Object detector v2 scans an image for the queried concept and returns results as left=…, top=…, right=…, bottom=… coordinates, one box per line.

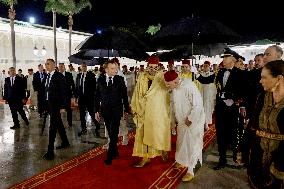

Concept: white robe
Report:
left=172, top=79, right=205, bottom=175
left=199, top=72, right=216, bottom=125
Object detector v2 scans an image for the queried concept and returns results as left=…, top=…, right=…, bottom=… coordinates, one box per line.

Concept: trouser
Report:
left=78, top=98, right=100, bottom=131
left=8, top=100, right=28, bottom=126
left=37, top=91, right=45, bottom=115
left=66, top=98, right=72, bottom=126
left=104, top=112, right=121, bottom=160
left=47, top=109, right=69, bottom=152
left=215, top=99, right=239, bottom=163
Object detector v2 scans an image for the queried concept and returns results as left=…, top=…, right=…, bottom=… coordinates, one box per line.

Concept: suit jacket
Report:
left=46, top=71, right=67, bottom=112
left=62, top=71, right=75, bottom=99
left=95, top=75, right=129, bottom=118
left=75, top=71, right=96, bottom=102
left=3, top=75, right=26, bottom=102
left=33, top=71, right=47, bottom=92
left=215, top=67, right=247, bottom=106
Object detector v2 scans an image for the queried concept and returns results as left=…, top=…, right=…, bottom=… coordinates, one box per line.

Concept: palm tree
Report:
left=0, top=0, right=17, bottom=68
left=57, top=0, right=92, bottom=56
left=45, top=0, right=65, bottom=65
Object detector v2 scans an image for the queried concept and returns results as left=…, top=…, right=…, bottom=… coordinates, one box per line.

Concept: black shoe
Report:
left=42, top=152, right=55, bottom=160
left=213, top=162, right=226, bottom=170
left=78, top=129, right=87, bottom=136
left=10, top=125, right=20, bottom=129
left=56, top=143, right=70, bottom=150
left=104, top=159, right=112, bottom=165
left=25, top=120, right=29, bottom=126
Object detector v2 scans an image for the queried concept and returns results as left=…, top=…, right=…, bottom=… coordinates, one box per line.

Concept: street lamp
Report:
left=29, top=16, right=35, bottom=24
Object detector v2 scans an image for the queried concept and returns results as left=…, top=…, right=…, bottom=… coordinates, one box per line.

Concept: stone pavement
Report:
left=0, top=103, right=250, bottom=189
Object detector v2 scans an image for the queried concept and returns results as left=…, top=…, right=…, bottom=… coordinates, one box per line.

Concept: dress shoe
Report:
left=134, top=158, right=150, bottom=168
left=104, top=159, right=112, bottom=165
left=78, top=129, right=87, bottom=136
left=182, top=173, right=194, bottom=182
left=174, top=162, right=186, bottom=169
left=213, top=162, right=226, bottom=170
left=10, top=125, right=20, bottom=129
left=56, top=143, right=70, bottom=150
left=42, top=152, right=55, bottom=160
left=25, top=120, right=29, bottom=126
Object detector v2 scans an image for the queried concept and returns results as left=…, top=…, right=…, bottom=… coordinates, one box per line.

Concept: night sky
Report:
left=0, top=0, right=284, bottom=42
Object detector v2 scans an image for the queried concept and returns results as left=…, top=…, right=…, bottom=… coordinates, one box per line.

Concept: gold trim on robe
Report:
left=131, top=71, right=171, bottom=158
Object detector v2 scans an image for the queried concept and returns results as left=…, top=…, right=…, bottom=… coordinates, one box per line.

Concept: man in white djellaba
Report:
left=196, top=61, right=217, bottom=130
left=164, top=70, right=205, bottom=182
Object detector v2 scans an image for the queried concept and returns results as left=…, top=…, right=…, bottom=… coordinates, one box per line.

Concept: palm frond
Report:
left=0, top=0, right=17, bottom=6
left=74, top=0, right=92, bottom=14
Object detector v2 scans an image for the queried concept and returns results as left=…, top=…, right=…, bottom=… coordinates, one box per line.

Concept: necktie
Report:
left=11, top=76, right=14, bottom=86
left=45, top=74, right=50, bottom=100
left=108, top=76, right=113, bottom=86
left=80, top=73, right=85, bottom=94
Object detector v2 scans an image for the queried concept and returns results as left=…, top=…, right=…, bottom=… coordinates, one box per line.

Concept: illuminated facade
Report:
left=0, top=17, right=91, bottom=72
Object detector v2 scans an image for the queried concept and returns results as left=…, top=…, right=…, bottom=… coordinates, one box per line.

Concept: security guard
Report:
left=214, top=48, right=247, bottom=170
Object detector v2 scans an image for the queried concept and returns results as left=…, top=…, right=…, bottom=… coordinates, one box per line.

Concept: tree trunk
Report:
left=8, top=7, right=16, bottom=68
left=53, top=10, right=57, bottom=65
left=68, top=14, right=73, bottom=57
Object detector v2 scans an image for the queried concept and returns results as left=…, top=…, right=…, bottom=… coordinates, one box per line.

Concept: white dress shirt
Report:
left=45, top=70, right=55, bottom=100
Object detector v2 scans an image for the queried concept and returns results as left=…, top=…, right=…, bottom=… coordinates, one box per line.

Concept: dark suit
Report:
left=95, top=74, right=129, bottom=163
left=215, top=67, right=247, bottom=164
left=33, top=71, right=47, bottom=116
left=62, top=71, right=75, bottom=127
left=45, top=71, right=69, bottom=153
left=3, top=75, right=28, bottom=127
left=75, top=71, right=100, bottom=133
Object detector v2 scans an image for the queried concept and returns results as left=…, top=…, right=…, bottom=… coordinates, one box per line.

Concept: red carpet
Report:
left=9, top=125, right=216, bottom=189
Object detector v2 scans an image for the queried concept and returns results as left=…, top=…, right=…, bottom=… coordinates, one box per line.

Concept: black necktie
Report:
left=45, top=74, right=50, bottom=100
left=108, top=77, right=113, bottom=86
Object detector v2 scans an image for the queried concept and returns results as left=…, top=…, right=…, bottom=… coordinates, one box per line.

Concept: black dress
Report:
left=248, top=92, right=284, bottom=189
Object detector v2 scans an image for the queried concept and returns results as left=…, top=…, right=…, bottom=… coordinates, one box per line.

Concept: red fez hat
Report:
left=204, top=61, right=211, bottom=65
left=168, top=60, right=174, bottom=65
left=147, top=56, right=159, bottom=64
left=164, top=70, right=178, bottom=82
left=181, top=59, right=191, bottom=65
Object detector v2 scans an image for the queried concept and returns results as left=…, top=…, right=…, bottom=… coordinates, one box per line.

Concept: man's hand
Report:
left=239, top=107, right=246, bottom=118
left=60, top=109, right=66, bottom=113
left=185, top=118, right=192, bottom=127
left=95, top=112, right=100, bottom=122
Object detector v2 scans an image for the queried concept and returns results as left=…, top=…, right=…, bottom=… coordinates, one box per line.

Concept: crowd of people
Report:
left=0, top=45, right=283, bottom=187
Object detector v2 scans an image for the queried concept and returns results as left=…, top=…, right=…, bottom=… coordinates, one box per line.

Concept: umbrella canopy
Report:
left=153, top=17, right=240, bottom=49
left=156, top=43, right=227, bottom=61
left=76, top=27, right=151, bottom=60
left=68, top=50, right=108, bottom=66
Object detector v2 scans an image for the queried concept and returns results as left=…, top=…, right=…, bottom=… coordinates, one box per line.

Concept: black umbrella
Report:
left=68, top=50, right=108, bottom=66
left=76, top=27, right=151, bottom=60
left=156, top=43, right=227, bottom=62
left=153, top=16, right=240, bottom=49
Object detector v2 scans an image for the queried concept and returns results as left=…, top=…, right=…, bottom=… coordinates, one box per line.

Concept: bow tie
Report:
left=225, top=69, right=232, bottom=72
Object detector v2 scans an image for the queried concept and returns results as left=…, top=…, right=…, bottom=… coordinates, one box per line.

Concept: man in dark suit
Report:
left=95, top=59, right=129, bottom=165
left=3, top=67, right=29, bottom=129
left=214, top=48, right=247, bottom=170
left=75, top=62, right=100, bottom=137
left=58, top=63, right=75, bottom=127
left=42, top=59, right=70, bottom=160
left=33, top=64, right=47, bottom=117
